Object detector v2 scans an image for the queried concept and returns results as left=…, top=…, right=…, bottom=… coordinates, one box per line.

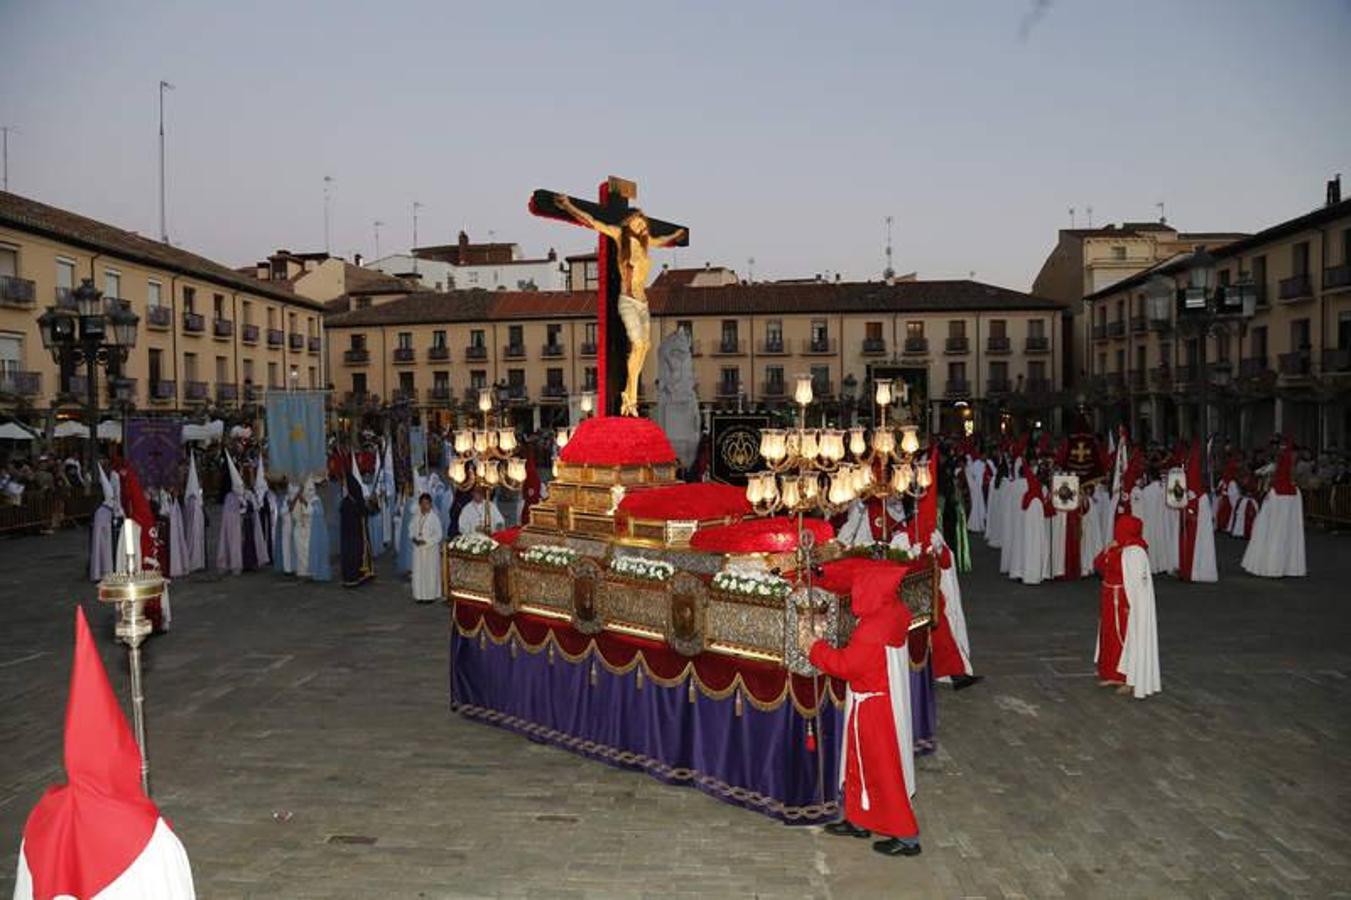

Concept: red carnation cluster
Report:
left=690, top=516, right=835, bottom=554
left=618, top=483, right=751, bottom=522
left=558, top=417, right=677, bottom=466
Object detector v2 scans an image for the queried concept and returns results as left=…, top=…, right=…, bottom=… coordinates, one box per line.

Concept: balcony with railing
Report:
left=713, top=338, right=746, bottom=356
left=215, top=383, right=238, bottom=403
left=1325, top=264, right=1351, bottom=292
left=1278, top=350, right=1312, bottom=378
left=986, top=336, right=1010, bottom=354
left=1104, top=372, right=1125, bottom=393
left=345, top=390, right=373, bottom=406
left=811, top=378, right=835, bottom=398
left=1173, top=365, right=1200, bottom=390
left=464, top=386, right=483, bottom=402
left=465, top=344, right=489, bottom=361
left=761, top=380, right=786, bottom=398
left=541, top=383, right=569, bottom=402
left=944, top=337, right=969, bottom=354
left=802, top=337, right=836, bottom=356
left=1149, top=366, right=1172, bottom=390
left=541, top=342, right=566, bottom=359
left=0, top=276, right=36, bottom=307
left=1207, top=361, right=1233, bottom=385
left=212, top=318, right=233, bottom=339
left=715, top=380, right=742, bottom=399
left=505, top=384, right=528, bottom=403
left=1130, top=317, right=1148, bottom=335
left=1106, top=321, right=1126, bottom=338
left=182, top=312, right=205, bottom=334
left=140, top=305, right=171, bottom=330
left=55, top=287, right=76, bottom=309
left=343, top=348, right=370, bottom=365
left=241, top=323, right=259, bottom=344
left=308, top=336, right=321, bottom=353
left=1026, top=335, right=1051, bottom=353
left=1322, top=348, right=1351, bottom=374
left=1238, top=357, right=1269, bottom=379
left=903, top=336, right=928, bottom=354
left=62, top=375, right=88, bottom=396
left=289, top=332, right=304, bottom=350
left=243, top=383, right=262, bottom=403
left=945, top=379, right=970, bottom=398
left=427, top=345, right=450, bottom=361
left=1278, top=274, right=1313, bottom=302
left=579, top=342, right=598, bottom=357
left=860, top=338, right=886, bottom=356
left=267, top=328, right=284, bottom=347
left=427, top=384, right=453, bottom=404
left=0, top=370, right=41, bottom=397
left=759, top=338, right=788, bottom=355
left=150, top=380, right=175, bottom=402
left=392, top=347, right=416, bottom=364
left=1148, top=316, right=1172, bottom=334
left=986, top=377, right=1011, bottom=394
left=503, top=343, right=527, bottom=360
left=1026, top=377, right=1053, bottom=396
left=390, top=387, right=417, bottom=404
left=1127, top=370, right=1146, bottom=392
left=1091, top=323, right=1107, bottom=341
left=184, top=380, right=208, bottom=401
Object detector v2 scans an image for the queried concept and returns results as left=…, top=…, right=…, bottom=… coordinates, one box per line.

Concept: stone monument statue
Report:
left=654, top=328, right=701, bottom=470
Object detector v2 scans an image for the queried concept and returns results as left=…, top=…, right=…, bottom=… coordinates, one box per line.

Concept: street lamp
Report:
left=38, top=279, right=138, bottom=486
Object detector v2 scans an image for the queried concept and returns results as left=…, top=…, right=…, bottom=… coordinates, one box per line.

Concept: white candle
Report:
left=124, top=524, right=135, bottom=559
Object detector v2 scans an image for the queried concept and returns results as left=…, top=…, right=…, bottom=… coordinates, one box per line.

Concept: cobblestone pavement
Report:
left=1, top=523, right=1348, bottom=899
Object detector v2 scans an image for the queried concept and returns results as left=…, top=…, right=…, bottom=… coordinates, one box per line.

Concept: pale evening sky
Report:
left=2, top=0, right=1349, bottom=291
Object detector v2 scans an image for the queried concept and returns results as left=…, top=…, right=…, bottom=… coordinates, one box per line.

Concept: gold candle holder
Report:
left=97, top=569, right=163, bottom=795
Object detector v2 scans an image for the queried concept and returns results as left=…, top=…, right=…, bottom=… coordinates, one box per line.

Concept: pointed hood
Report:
left=1273, top=438, right=1296, bottom=495
left=1114, top=513, right=1148, bottom=550
left=1186, top=440, right=1203, bottom=505
left=20, top=607, right=159, bottom=899
left=185, top=450, right=203, bottom=501
left=116, top=465, right=157, bottom=566
left=224, top=451, right=245, bottom=497
left=253, top=455, right=268, bottom=503
left=850, top=566, right=906, bottom=620
left=97, top=464, right=117, bottom=510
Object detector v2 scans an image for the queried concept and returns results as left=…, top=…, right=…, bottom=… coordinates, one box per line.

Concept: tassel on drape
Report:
left=688, top=678, right=697, bottom=703
left=636, top=668, right=644, bottom=690
left=589, top=660, right=598, bottom=686
left=734, top=688, right=743, bottom=718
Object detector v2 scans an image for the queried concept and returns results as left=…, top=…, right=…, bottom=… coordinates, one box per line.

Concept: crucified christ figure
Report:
left=554, top=193, right=687, bottom=416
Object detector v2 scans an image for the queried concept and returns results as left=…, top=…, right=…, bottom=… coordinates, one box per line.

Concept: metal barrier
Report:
left=1304, top=485, right=1351, bottom=530
left=0, top=492, right=101, bottom=534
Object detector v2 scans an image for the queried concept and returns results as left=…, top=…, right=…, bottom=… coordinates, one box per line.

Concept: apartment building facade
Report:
left=1081, top=188, right=1351, bottom=449
left=0, top=191, right=325, bottom=423
left=325, top=279, right=1067, bottom=436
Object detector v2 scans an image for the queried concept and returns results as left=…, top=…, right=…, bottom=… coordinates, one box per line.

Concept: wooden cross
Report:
left=529, top=177, right=689, bottom=416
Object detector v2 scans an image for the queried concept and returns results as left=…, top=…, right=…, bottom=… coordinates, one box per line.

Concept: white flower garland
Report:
left=610, top=556, right=675, bottom=582
left=446, top=532, right=498, bottom=556
left=712, top=570, right=791, bottom=599
left=522, top=543, right=578, bottom=569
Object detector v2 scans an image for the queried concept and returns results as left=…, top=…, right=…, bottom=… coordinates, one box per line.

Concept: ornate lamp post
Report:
left=37, top=279, right=138, bottom=486
left=448, top=387, right=526, bottom=532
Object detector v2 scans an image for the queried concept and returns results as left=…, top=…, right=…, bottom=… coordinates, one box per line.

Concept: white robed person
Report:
left=13, top=607, right=195, bottom=899
left=457, top=486, right=505, bottom=536
left=215, top=453, right=268, bottom=575
left=1241, top=440, right=1306, bottom=578
left=182, top=451, right=207, bottom=573
left=276, top=481, right=302, bottom=574
left=88, top=464, right=123, bottom=582
left=963, top=455, right=988, bottom=533
left=1015, top=468, right=1051, bottom=585
left=158, top=487, right=190, bottom=579
left=292, top=476, right=332, bottom=582
left=409, top=491, right=445, bottom=602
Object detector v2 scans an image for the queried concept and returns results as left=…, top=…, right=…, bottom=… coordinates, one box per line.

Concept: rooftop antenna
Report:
left=322, top=176, right=335, bottom=254
left=0, top=125, right=17, bottom=192
left=747, top=256, right=755, bottom=283
left=372, top=220, right=385, bottom=259
left=1068, top=206, right=1076, bottom=228
left=883, top=215, right=896, bottom=280
left=1086, top=205, right=1094, bottom=228
left=1155, top=201, right=1166, bottom=224
left=158, top=80, right=175, bottom=243
left=412, top=201, right=424, bottom=274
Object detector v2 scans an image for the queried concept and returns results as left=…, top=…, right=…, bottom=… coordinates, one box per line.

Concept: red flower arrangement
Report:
left=558, top=417, right=676, bottom=467
left=491, top=526, right=522, bottom=546
left=618, top=483, right=752, bottom=522
left=689, top=516, right=835, bottom=554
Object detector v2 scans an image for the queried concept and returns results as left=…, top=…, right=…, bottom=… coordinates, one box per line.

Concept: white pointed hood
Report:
left=253, top=456, right=268, bottom=503
left=97, top=464, right=118, bottom=510
left=185, top=451, right=203, bottom=502
left=225, top=452, right=245, bottom=497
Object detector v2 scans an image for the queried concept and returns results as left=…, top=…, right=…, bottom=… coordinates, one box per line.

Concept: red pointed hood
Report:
left=850, top=566, right=906, bottom=620
left=1186, top=440, right=1203, bottom=505
left=1114, top=513, right=1148, bottom=550
left=1273, top=438, right=1296, bottom=495
left=114, top=464, right=157, bottom=565
left=20, top=608, right=160, bottom=900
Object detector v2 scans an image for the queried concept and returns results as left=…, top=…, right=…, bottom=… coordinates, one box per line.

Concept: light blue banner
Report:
left=265, top=391, right=327, bottom=480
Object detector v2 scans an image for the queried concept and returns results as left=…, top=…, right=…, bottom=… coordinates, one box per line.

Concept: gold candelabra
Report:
left=553, top=390, right=597, bottom=451
left=449, top=388, right=526, bottom=530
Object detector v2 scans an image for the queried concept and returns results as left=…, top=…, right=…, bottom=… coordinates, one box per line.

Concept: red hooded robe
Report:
left=1093, top=515, right=1148, bottom=683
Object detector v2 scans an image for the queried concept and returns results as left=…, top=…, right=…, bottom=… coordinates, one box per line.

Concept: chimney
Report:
left=547, top=247, right=557, bottom=261
left=353, top=252, right=363, bottom=267
left=1328, top=174, right=1342, bottom=207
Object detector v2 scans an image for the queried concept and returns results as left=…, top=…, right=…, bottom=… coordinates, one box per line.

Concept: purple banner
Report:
left=127, top=417, right=183, bottom=493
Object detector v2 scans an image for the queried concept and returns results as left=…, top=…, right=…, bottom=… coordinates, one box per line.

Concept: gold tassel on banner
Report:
left=688, top=678, right=697, bottom=704
left=479, top=631, right=486, bottom=651
left=510, top=638, right=517, bottom=659
left=548, top=643, right=555, bottom=666
left=636, top=668, right=644, bottom=690
left=734, top=688, right=743, bottom=718
left=590, top=661, right=598, bottom=687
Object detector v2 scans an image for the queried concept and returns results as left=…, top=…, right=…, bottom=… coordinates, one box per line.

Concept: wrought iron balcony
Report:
left=392, top=347, right=416, bottom=364
left=903, top=337, right=928, bottom=354
left=986, top=377, right=1011, bottom=394
left=427, top=345, right=450, bottom=361
left=539, top=343, right=564, bottom=358
left=1148, top=317, right=1172, bottom=334
left=713, top=338, right=746, bottom=356
left=1322, top=348, right=1351, bottom=374
left=1278, top=274, right=1313, bottom=301
left=761, top=381, right=786, bottom=398
left=0, top=370, right=40, bottom=396
left=802, top=338, right=836, bottom=355
left=1091, top=324, right=1107, bottom=340
left=241, top=323, right=259, bottom=343
left=1207, top=361, right=1233, bottom=385
left=308, top=336, right=321, bottom=353
left=216, top=383, right=238, bottom=402
left=1026, top=336, right=1050, bottom=353
left=243, top=384, right=261, bottom=403
left=427, top=385, right=453, bottom=403
left=579, top=342, right=598, bottom=357
left=185, top=380, right=208, bottom=401
left=945, top=378, right=971, bottom=397
left=541, top=383, right=569, bottom=401
left=145, top=306, right=172, bottom=329
left=944, top=337, right=969, bottom=354
left=1106, top=321, right=1125, bottom=338
left=0, top=276, right=36, bottom=307
left=759, top=338, right=788, bottom=355
left=1324, top=264, right=1351, bottom=292
left=343, top=348, right=370, bottom=365
left=465, top=345, right=488, bottom=361
left=267, top=328, right=284, bottom=347
left=860, top=338, right=886, bottom=356
left=811, top=378, right=835, bottom=398
left=1130, top=317, right=1148, bottom=334
left=1278, top=350, right=1312, bottom=377
left=289, top=332, right=304, bottom=350
left=1026, top=378, right=1053, bottom=396
left=55, top=287, right=76, bottom=309
left=715, top=382, right=742, bottom=399
left=1173, top=365, right=1200, bottom=389
left=182, top=312, right=205, bottom=333
left=390, top=388, right=417, bottom=404
left=1238, top=357, right=1269, bottom=378
left=506, top=384, right=528, bottom=403
left=1127, top=370, right=1145, bottom=391
left=503, top=344, right=527, bottom=359
left=213, top=318, right=233, bottom=338
left=986, top=336, right=1010, bottom=353
left=1149, top=366, right=1172, bottom=390
left=151, top=379, right=175, bottom=401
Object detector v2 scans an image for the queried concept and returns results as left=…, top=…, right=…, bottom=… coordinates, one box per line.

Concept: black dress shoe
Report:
left=952, top=674, right=984, bottom=691
left=823, top=820, right=871, bottom=838
left=872, top=838, right=922, bottom=857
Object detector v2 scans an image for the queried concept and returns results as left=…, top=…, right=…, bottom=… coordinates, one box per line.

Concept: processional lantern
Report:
left=449, top=387, right=526, bottom=497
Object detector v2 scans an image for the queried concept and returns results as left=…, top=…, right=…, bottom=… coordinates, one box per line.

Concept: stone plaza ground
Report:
left=1, top=523, right=1349, bottom=899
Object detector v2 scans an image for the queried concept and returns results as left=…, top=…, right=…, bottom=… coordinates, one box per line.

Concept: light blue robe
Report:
left=307, top=495, right=332, bottom=582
